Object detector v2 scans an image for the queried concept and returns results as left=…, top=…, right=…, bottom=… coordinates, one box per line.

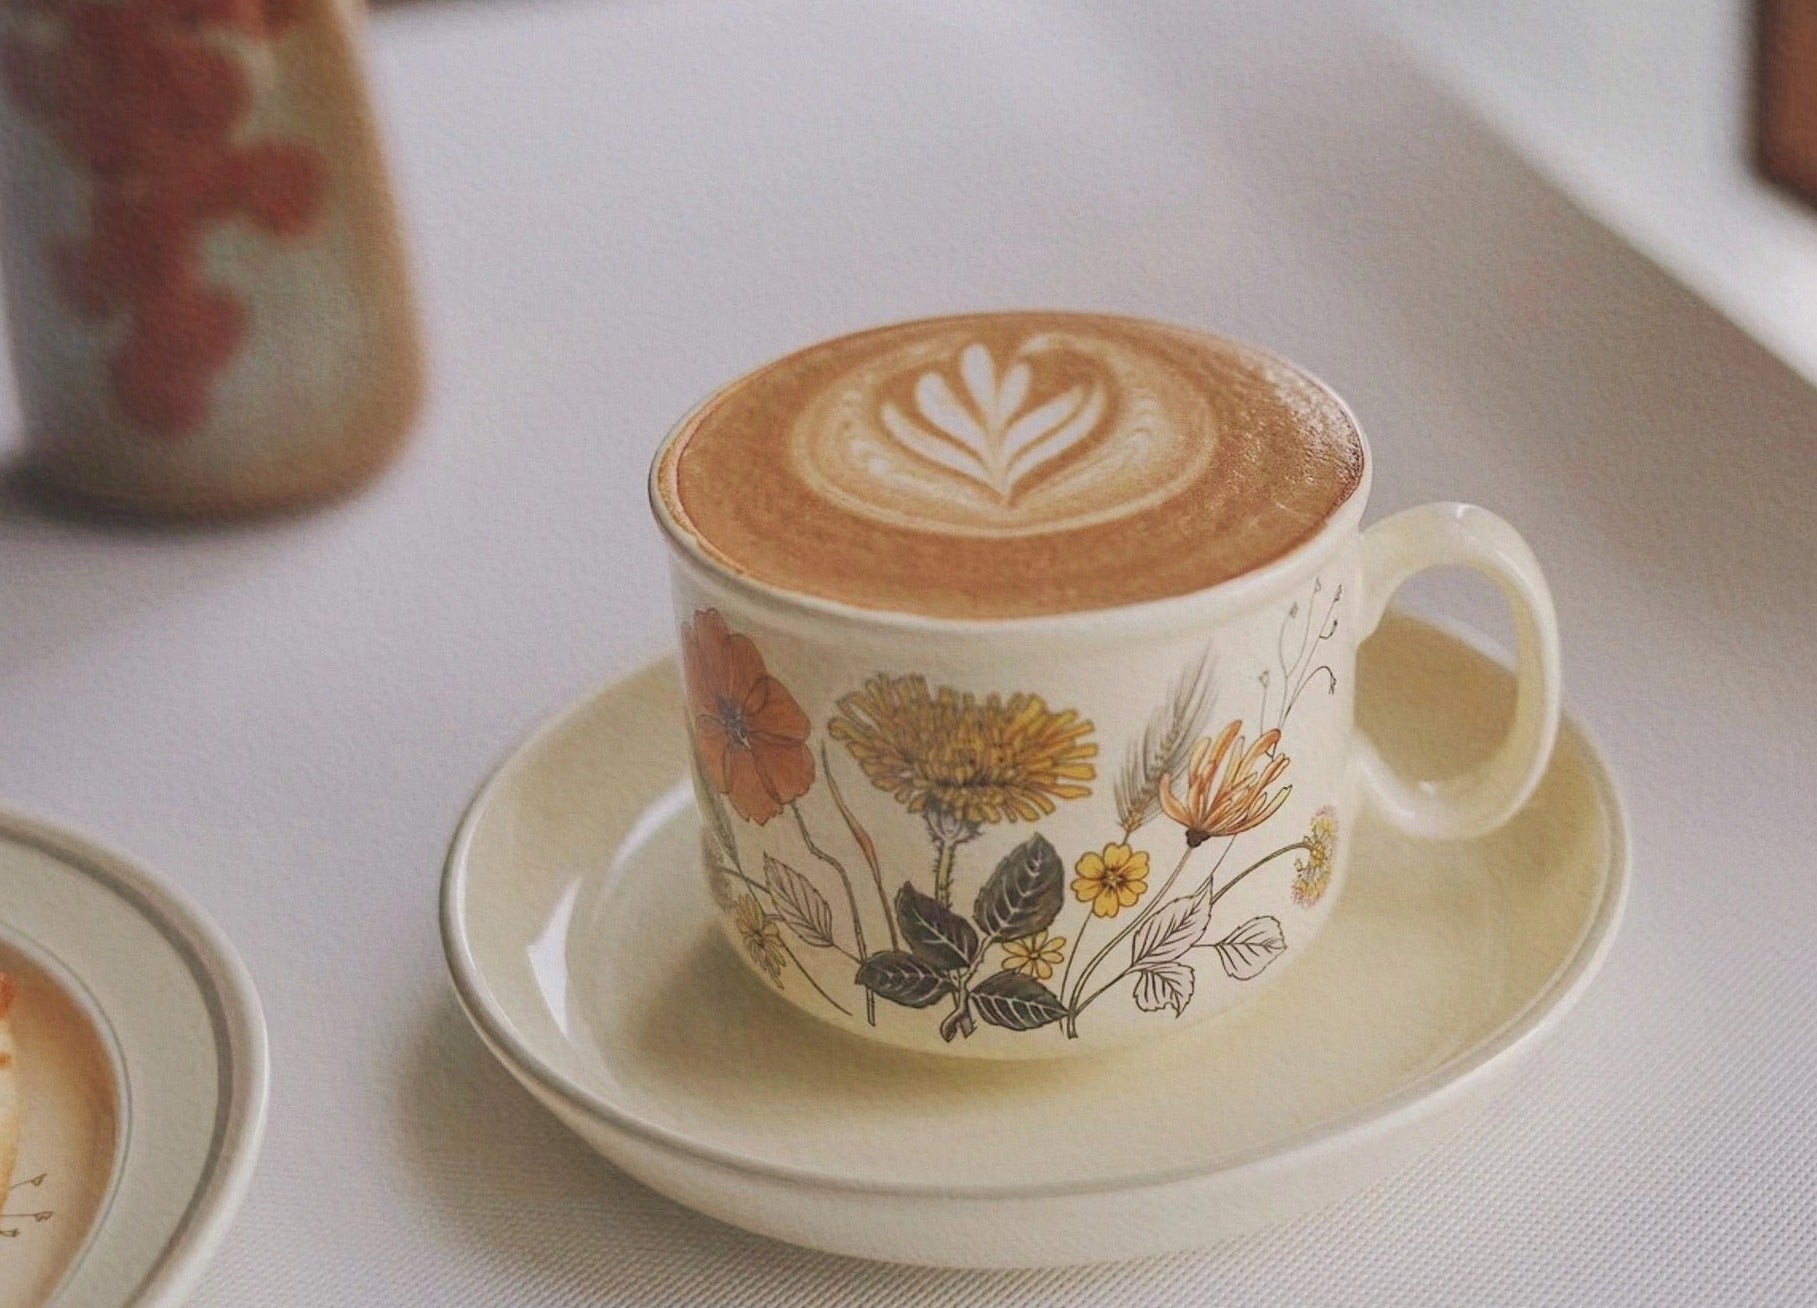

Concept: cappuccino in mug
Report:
left=656, top=313, right=1364, bottom=618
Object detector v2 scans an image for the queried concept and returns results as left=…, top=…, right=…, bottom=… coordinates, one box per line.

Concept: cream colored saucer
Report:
left=442, top=615, right=1627, bottom=1268
left=0, top=815, right=267, bottom=1305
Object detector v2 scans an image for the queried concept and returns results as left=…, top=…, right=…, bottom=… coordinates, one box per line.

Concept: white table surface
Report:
left=3, top=1, right=1815, bottom=1303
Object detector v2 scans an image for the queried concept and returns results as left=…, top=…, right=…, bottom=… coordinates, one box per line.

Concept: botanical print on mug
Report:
left=686, top=578, right=1345, bottom=1042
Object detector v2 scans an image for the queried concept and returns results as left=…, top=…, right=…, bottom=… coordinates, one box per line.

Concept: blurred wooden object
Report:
left=1759, top=0, right=1817, bottom=205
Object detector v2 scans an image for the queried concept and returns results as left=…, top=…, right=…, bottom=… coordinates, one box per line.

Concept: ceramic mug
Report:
left=650, top=314, right=1559, bottom=1059
left=0, top=0, right=423, bottom=516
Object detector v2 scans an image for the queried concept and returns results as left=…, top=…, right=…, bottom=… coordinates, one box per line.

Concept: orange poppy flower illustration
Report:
left=682, top=609, right=815, bottom=825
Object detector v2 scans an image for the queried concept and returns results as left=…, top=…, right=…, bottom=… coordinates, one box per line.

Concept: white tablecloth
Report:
left=2, top=1, right=1813, bottom=1302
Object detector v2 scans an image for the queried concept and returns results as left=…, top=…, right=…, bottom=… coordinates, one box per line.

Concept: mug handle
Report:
left=1353, top=503, right=1562, bottom=840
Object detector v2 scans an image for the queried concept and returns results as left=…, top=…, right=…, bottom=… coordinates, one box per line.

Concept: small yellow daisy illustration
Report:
left=1000, top=931, right=1067, bottom=981
left=732, top=893, right=787, bottom=981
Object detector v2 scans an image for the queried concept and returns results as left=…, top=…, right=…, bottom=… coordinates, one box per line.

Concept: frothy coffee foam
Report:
left=655, top=313, right=1364, bottom=618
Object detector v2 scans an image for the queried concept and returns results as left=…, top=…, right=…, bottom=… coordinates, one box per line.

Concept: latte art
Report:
left=655, top=312, right=1365, bottom=618
left=788, top=325, right=1214, bottom=539
left=879, top=340, right=1108, bottom=501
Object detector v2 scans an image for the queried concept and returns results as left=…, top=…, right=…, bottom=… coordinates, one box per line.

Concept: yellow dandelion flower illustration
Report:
left=1072, top=842, right=1151, bottom=918
left=1292, top=806, right=1340, bottom=907
left=1000, top=930, right=1067, bottom=981
left=828, top=674, right=1097, bottom=831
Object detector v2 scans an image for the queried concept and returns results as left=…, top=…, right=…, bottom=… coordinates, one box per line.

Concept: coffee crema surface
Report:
left=655, top=312, right=1365, bottom=618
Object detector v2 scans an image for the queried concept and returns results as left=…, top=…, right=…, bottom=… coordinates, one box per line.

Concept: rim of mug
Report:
left=647, top=312, right=1374, bottom=637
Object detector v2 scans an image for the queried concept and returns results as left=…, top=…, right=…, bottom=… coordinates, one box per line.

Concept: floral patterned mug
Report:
left=650, top=312, right=1560, bottom=1058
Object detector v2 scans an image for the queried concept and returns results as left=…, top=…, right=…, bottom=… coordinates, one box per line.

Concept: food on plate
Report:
left=0, top=973, right=17, bottom=1191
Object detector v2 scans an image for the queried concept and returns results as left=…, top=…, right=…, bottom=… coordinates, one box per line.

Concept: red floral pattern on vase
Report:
left=2, top=0, right=327, bottom=436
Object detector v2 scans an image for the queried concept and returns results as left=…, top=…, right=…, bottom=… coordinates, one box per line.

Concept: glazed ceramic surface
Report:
left=441, top=616, right=1627, bottom=1267
left=655, top=367, right=1560, bottom=1056
left=0, top=814, right=267, bottom=1305
left=0, top=0, right=423, bottom=516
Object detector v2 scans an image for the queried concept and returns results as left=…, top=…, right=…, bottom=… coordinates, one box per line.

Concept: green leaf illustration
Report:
left=972, top=833, right=1064, bottom=942
left=971, top=970, right=1068, bottom=1031
left=896, top=882, right=980, bottom=973
left=855, top=952, right=950, bottom=1008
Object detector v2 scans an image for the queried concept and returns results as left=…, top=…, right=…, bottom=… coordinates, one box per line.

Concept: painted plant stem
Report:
left=791, top=802, right=875, bottom=1024
left=1197, top=840, right=1313, bottom=907
left=1284, top=665, right=1336, bottom=723
left=937, top=908, right=1024, bottom=1041
left=1069, top=843, right=1205, bottom=1004
left=1057, top=911, right=1092, bottom=1012
left=1278, top=584, right=1342, bottom=729
left=778, top=938, right=852, bottom=1016
left=822, top=745, right=898, bottom=951
left=1072, top=964, right=1130, bottom=1021
left=931, top=835, right=959, bottom=907
left=1064, top=841, right=1207, bottom=1036
left=735, top=864, right=863, bottom=963
left=1074, top=839, right=1317, bottom=1018
left=721, top=866, right=775, bottom=901
left=1067, top=841, right=1228, bottom=1027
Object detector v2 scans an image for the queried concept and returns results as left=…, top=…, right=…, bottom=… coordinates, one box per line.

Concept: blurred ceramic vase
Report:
left=0, top=0, right=423, bottom=516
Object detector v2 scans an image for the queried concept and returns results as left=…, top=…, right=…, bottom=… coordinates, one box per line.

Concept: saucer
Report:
left=442, top=615, right=1627, bottom=1268
left=0, top=814, right=268, bottom=1305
